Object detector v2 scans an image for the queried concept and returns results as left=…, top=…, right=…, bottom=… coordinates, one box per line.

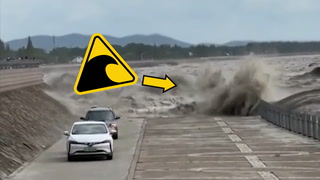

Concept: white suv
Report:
left=63, top=121, right=114, bottom=161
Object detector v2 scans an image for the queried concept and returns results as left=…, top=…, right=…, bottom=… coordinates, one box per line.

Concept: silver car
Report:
left=64, top=121, right=114, bottom=161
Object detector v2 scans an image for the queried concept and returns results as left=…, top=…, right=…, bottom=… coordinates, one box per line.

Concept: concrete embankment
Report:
left=0, top=68, right=43, bottom=93
left=0, top=84, right=76, bottom=179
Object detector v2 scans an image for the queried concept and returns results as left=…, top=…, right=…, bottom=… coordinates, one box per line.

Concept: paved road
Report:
left=5, top=114, right=320, bottom=180
left=133, top=115, right=320, bottom=180
left=5, top=117, right=144, bottom=180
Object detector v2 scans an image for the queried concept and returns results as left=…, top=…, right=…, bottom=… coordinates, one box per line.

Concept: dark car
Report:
left=80, top=106, right=120, bottom=139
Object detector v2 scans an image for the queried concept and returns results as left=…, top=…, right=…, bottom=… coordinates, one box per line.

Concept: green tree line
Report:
left=1, top=37, right=320, bottom=64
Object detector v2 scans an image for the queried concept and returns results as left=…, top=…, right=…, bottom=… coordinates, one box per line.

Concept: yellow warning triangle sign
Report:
left=73, top=33, right=138, bottom=95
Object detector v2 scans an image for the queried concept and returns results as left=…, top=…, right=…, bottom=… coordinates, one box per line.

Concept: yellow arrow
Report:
left=142, top=74, right=177, bottom=93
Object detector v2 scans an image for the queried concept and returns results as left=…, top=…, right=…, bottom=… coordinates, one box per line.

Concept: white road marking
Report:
left=222, top=127, right=234, bottom=134
left=258, top=171, right=280, bottom=180
left=228, top=134, right=242, bottom=142
left=135, top=160, right=320, bottom=163
left=213, top=117, right=222, bottom=121
left=235, top=143, right=253, bottom=153
left=130, top=177, right=320, bottom=179
left=212, top=117, right=281, bottom=180
left=139, top=160, right=249, bottom=163
left=217, top=121, right=227, bottom=127
left=245, top=156, right=266, bottom=168
left=133, top=176, right=261, bottom=179
left=147, top=151, right=312, bottom=157
left=136, top=167, right=320, bottom=171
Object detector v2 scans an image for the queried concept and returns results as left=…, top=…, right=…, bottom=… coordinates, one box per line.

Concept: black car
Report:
left=80, top=106, right=120, bottom=139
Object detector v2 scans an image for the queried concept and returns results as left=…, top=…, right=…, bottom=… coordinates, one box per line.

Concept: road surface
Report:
left=132, top=115, right=320, bottom=180
left=5, top=115, right=320, bottom=180
left=5, top=117, right=144, bottom=180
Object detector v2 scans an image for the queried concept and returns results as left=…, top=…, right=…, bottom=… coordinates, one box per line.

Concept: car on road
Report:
left=63, top=121, right=114, bottom=161
left=80, top=106, right=120, bottom=139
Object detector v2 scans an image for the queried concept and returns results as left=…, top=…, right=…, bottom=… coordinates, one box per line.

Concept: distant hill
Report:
left=192, top=41, right=255, bottom=47
left=5, top=33, right=193, bottom=52
left=221, top=40, right=255, bottom=47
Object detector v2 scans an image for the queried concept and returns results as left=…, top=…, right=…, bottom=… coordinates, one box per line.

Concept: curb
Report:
left=2, top=136, right=64, bottom=180
left=126, top=120, right=147, bottom=180
left=3, top=150, right=43, bottom=180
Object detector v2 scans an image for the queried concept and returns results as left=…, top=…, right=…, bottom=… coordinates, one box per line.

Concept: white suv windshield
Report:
left=71, top=124, right=108, bottom=134
left=85, top=110, right=115, bottom=121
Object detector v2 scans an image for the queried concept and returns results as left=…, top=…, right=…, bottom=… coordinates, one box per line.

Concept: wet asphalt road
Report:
left=5, top=117, right=144, bottom=180
left=134, top=115, right=320, bottom=180
left=5, top=115, right=320, bottom=180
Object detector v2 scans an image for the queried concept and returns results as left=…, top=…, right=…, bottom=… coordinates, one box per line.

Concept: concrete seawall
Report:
left=0, top=63, right=77, bottom=179
left=0, top=59, right=180, bottom=93
left=0, top=85, right=76, bottom=178
left=0, top=68, right=43, bottom=93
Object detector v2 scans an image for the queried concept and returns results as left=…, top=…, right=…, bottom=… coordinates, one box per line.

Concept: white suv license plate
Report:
left=84, top=147, right=97, bottom=152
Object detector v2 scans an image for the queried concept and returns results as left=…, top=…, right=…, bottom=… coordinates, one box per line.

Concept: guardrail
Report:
left=256, top=100, right=320, bottom=140
left=0, top=59, right=42, bottom=70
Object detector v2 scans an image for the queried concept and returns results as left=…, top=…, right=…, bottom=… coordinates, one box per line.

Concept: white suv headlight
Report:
left=101, top=140, right=111, bottom=144
left=69, top=140, right=81, bottom=144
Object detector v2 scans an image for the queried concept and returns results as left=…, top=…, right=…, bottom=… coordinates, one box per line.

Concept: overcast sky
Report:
left=1, top=0, right=320, bottom=44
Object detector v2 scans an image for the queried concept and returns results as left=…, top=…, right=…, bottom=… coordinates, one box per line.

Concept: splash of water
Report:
left=42, top=57, right=284, bottom=116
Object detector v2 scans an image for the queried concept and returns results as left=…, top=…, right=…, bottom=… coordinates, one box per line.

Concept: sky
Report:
left=1, top=0, right=320, bottom=44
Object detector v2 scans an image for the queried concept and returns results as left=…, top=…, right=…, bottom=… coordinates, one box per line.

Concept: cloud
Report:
left=1, top=0, right=320, bottom=44
left=242, top=0, right=320, bottom=13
